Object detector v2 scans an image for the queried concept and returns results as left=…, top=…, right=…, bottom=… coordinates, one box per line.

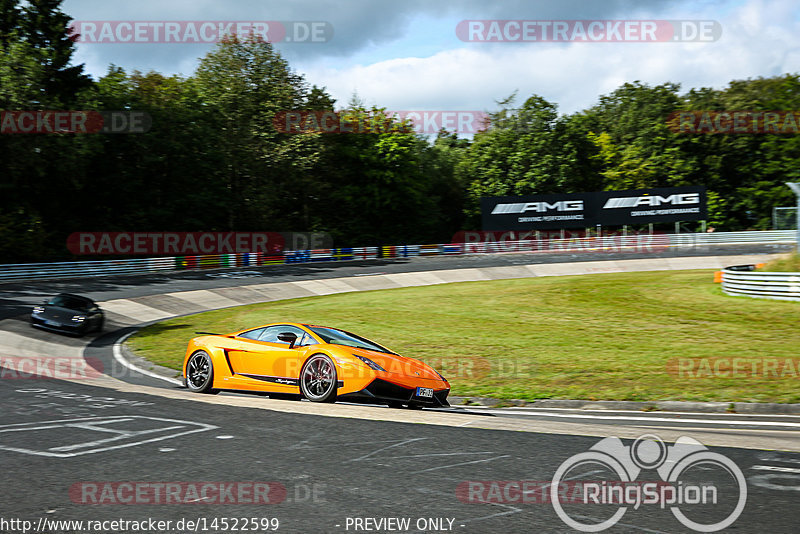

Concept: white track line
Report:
left=476, top=410, right=800, bottom=428
left=112, top=331, right=182, bottom=386
left=465, top=406, right=800, bottom=418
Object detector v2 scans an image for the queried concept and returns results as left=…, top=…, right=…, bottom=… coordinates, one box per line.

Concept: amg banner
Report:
left=482, top=186, right=707, bottom=230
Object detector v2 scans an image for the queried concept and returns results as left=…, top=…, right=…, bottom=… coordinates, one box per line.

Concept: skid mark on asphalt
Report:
left=0, top=415, right=217, bottom=457
left=418, top=487, right=521, bottom=528
left=410, top=455, right=512, bottom=474
left=568, top=514, right=670, bottom=534
left=286, top=432, right=324, bottom=450
left=345, top=437, right=427, bottom=462
left=380, top=451, right=496, bottom=459
left=443, top=468, right=615, bottom=529
left=748, top=451, right=800, bottom=491
left=0, top=387, right=157, bottom=420
left=757, top=451, right=800, bottom=464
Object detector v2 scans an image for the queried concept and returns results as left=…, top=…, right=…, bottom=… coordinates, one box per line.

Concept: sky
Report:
left=63, top=0, right=800, bottom=117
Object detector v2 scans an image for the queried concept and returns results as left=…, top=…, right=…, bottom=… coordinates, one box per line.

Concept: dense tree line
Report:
left=459, top=79, right=800, bottom=230
left=1, top=0, right=799, bottom=262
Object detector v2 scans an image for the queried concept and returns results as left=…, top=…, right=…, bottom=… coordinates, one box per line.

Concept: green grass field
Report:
left=127, top=270, right=800, bottom=403
left=758, top=252, right=800, bottom=272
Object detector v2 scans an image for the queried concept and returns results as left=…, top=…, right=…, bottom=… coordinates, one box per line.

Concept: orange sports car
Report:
left=182, top=323, right=450, bottom=408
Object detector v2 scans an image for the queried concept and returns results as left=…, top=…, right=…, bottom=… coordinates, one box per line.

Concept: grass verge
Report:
left=127, top=270, right=800, bottom=403
left=757, top=251, right=800, bottom=272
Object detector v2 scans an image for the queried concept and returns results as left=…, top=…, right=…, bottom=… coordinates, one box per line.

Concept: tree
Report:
left=193, top=36, right=323, bottom=230
left=19, top=0, right=90, bottom=105
left=458, top=93, right=597, bottom=224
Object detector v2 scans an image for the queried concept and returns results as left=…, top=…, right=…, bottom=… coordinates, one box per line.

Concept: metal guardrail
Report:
left=0, top=257, right=175, bottom=282
left=671, top=230, right=795, bottom=246
left=722, top=265, right=800, bottom=301
left=0, top=230, right=794, bottom=283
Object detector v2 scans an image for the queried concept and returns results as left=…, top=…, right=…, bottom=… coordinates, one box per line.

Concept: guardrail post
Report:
left=787, top=182, right=800, bottom=250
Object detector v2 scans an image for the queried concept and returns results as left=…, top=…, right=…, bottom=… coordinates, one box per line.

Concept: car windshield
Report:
left=48, top=295, right=90, bottom=310
left=307, top=326, right=394, bottom=354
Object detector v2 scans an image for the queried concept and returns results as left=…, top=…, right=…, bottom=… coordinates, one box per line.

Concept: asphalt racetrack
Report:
left=1, top=244, right=799, bottom=533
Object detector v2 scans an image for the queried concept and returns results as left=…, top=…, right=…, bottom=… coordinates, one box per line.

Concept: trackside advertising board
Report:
left=481, top=187, right=707, bottom=230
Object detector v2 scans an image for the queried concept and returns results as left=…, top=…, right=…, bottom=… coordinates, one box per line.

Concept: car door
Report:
left=229, top=325, right=313, bottom=387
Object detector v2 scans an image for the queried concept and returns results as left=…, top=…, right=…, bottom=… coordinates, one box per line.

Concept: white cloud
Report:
left=298, top=0, right=800, bottom=117
left=64, top=0, right=800, bottom=118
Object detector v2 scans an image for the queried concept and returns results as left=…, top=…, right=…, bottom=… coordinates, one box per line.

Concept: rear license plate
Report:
left=416, top=387, right=433, bottom=398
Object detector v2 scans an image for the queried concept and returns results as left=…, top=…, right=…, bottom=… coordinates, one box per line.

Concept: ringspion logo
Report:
left=551, top=435, right=746, bottom=532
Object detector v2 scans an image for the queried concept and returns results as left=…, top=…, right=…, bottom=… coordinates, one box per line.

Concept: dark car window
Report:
left=48, top=295, right=91, bottom=310
left=258, top=325, right=312, bottom=347
left=238, top=327, right=265, bottom=340
left=307, top=326, right=393, bottom=354
left=298, top=332, right=317, bottom=347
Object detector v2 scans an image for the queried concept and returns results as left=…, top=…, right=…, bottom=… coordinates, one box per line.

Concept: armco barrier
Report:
left=0, top=257, right=175, bottom=282
left=0, top=231, right=794, bottom=283
left=722, top=265, right=800, bottom=301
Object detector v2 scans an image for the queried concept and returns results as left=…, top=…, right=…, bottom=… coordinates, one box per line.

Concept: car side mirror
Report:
left=277, top=332, right=298, bottom=349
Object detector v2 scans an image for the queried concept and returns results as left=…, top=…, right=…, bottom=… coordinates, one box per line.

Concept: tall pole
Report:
left=787, top=182, right=800, bottom=251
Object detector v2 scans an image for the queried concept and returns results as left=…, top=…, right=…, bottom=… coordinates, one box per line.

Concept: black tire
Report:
left=185, top=350, right=216, bottom=393
left=299, top=354, right=338, bottom=403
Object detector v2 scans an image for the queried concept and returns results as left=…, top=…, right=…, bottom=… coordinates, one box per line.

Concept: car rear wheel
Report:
left=300, top=354, right=337, bottom=403
left=186, top=350, right=216, bottom=393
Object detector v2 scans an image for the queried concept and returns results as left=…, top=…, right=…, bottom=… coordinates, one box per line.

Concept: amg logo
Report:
left=603, top=193, right=700, bottom=209
left=492, top=200, right=584, bottom=214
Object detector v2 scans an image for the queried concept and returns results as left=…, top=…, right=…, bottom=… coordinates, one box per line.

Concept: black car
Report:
left=30, top=293, right=104, bottom=336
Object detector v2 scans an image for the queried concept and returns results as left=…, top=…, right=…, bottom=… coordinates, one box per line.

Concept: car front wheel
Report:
left=185, top=350, right=216, bottom=393
left=300, top=354, right=338, bottom=403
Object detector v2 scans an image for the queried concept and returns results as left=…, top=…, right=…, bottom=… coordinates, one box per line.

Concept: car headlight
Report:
left=32, top=306, right=44, bottom=314
left=71, top=315, right=86, bottom=322
left=354, top=354, right=385, bottom=372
